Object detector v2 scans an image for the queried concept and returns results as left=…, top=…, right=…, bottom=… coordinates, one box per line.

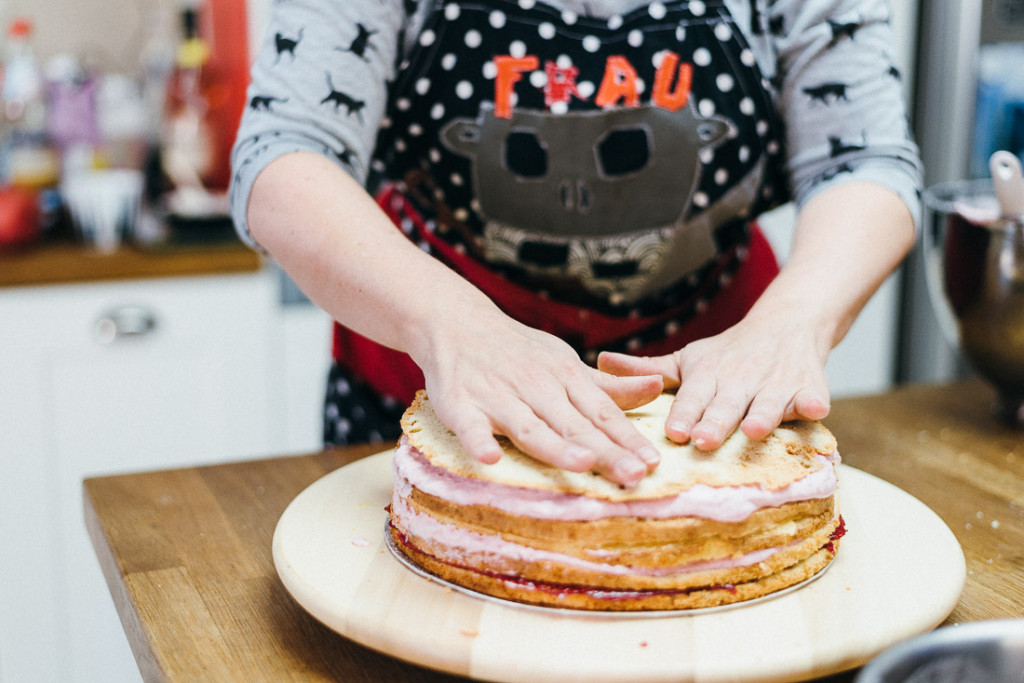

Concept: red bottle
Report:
left=160, top=2, right=248, bottom=198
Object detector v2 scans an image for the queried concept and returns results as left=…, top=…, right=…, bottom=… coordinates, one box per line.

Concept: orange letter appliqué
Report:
left=494, top=55, right=540, bottom=118
left=595, top=56, right=640, bottom=108
left=651, top=52, right=692, bottom=112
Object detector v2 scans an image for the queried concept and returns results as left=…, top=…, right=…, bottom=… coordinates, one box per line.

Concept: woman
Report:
left=231, top=0, right=920, bottom=486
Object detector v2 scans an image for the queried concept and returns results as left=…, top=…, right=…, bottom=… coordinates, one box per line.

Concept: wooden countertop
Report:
left=84, top=379, right=1024, bottom=682
left=0, top=240, right=262, bottom=288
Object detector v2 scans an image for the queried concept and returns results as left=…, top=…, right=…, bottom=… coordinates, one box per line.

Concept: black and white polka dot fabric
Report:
left=323, top=364, right=405, bottom=445
left=369, top=0, right=788, bottom=316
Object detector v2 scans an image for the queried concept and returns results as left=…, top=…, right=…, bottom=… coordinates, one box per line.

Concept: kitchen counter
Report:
left=83, top=379, right=1024, bottom=682
left=0, top=239, right=261, bottom=288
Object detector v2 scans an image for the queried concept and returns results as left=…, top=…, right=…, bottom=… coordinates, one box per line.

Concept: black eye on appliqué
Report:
left=504, top=130, right=548, bottom=178
left=597, top=128, right=650, bottom=177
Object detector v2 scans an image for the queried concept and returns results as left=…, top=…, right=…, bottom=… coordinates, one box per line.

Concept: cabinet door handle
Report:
left=94, top=306, right=158, bottom=344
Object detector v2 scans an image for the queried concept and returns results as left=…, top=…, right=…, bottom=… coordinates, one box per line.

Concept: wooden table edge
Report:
left=83, top=481, right=167, bottom=682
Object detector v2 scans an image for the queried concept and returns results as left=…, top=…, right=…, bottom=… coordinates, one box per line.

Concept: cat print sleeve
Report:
left=765, top=0, right=923, bottom=227
left=229, top=0, right=410, bottom=247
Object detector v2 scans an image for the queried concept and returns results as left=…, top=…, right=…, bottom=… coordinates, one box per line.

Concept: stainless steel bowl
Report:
left=923, top=180, right=1024, bottom=425
left=856, top=620, right=1024, bottom=683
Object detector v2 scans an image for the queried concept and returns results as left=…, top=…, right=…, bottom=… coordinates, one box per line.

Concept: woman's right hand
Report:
left=248, top=152, right=662, bottom=487
left=414, top=308, right=664, bottom=487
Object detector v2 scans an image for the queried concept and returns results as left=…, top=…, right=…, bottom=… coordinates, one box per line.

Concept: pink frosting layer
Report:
left=394, top=438, right=838, bottom=524
left=391, top=495, right=792, bottom=577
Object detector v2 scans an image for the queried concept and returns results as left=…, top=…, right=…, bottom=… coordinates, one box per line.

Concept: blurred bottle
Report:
left=95, top=73, right=150, bottom=171
left=45, top=54, right=99, bottom=172
left=140, top=7, right=176, bottom=139
left=160, top=4, right=224, bottom=218
left=0, top=17, right=60, bottom=240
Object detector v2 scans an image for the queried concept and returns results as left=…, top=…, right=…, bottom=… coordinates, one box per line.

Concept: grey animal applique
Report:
left=337, top=23, right=378, bottom=62
left=250, top=95, right=288, bottom=111
left=803, top=82, right=849, bottom=104
left=828, top=19, right=861, bottom=43
left=275, top=28, right=303, bottom=62
left=828, top=133, right=866, bottom=157
left=321, top=74, right=366, bottom=123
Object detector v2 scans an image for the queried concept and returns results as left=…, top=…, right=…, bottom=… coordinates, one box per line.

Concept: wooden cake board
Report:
left=274, top=453, right=965, bottom=682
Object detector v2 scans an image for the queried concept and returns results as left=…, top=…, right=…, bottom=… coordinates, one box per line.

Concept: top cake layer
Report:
left=400, top=391, right=838, bottom=502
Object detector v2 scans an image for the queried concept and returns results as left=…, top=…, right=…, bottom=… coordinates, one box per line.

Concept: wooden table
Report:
left=84, top=379, right=1024, bottom=682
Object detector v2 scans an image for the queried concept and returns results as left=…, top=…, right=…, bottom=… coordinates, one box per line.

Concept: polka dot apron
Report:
left=324, top=0, right=788, bottom=446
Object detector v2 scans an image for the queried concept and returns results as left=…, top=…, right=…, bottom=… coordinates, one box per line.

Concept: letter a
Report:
left=595, top=56, right=640, bottom=108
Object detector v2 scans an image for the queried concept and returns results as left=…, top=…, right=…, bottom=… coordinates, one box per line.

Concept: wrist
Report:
left=402, top=282, right=506, bottom=374
left=743, top=267, right=848, bottom=357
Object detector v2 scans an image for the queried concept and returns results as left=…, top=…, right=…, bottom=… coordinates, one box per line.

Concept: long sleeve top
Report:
left=231, top=0, right=921, bottom=316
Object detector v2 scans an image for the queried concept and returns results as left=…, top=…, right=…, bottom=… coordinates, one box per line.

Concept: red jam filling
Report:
left=389, top=521, right=742, bottom=601
left=823, top=515, right=847, bottom=555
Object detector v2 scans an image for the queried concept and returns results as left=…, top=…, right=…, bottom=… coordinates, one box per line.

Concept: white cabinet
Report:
left=0, top=269, right=288, bottom=683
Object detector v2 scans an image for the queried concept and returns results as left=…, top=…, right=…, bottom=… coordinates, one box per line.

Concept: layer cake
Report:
left=388, top=391, right=845, bottom=611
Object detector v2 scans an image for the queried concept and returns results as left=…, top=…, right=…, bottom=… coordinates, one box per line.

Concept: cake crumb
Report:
left=350, top=537, right=371, bottom=547
left=639, top=641, right=649, bottom=648
left=460, top=627, right=479, bottom=637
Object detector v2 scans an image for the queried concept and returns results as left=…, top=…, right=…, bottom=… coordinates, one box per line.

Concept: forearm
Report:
left=246, top=151, right=500, bottom=365
left=247, top=151, right=663, bottom=485
left=597, top=180, right=915, bottom=448
left=747, top=181, right=915, bottom=355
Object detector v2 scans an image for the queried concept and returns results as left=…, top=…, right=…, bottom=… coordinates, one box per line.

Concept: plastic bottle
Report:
left=2, top=18, right=45, bottom=128
left=0, top=17, right=60, bottom=236
left=160, top=4, right=217, bottom=215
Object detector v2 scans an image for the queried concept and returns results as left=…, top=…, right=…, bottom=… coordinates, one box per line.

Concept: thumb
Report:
left=589, top=369, right=664, bottom=410
left=597, top=351, right=682, bottom=390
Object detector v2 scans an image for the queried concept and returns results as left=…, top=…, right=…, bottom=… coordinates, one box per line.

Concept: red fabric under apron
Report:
left=332, top=186, right=781, bottom=406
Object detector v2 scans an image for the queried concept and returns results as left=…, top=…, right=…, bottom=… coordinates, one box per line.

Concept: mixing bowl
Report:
left=922, top=179, right=1024, bottom=425
left=856, top=619, right=1024, bottom=683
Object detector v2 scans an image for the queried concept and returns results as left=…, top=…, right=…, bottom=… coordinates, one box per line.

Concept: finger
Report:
left=493, top=402, right=601, bottom=474
left=742, top=383, right=830, bottom=441
left=441, top=406, right=506, bottom=465
left=597, top=351, right=682, bottom=390
left=690, top=391, right=751, bottom=451
left=517, top=406, right=646, bottom=486
left=665, top=374, right=717, bottom=443
left=438, top=388, right=646, bottom=485
left=438, top=398, right=576, bottom=469
left=569, top=382, right=661, bottom=473
left=791, top=388, right=831, bottom=421
left=589, top=369, right=664, bottom=410
left=739, top=390, right=790, bottom=441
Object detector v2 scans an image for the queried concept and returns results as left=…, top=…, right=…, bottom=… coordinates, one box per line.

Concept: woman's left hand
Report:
left=599, top=181, right=917, bottom=450
left=597, top=307, right=831, bottom=450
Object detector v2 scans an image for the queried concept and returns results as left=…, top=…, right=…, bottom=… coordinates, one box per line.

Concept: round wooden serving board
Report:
left=274, top=453, right=965, bottom=682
